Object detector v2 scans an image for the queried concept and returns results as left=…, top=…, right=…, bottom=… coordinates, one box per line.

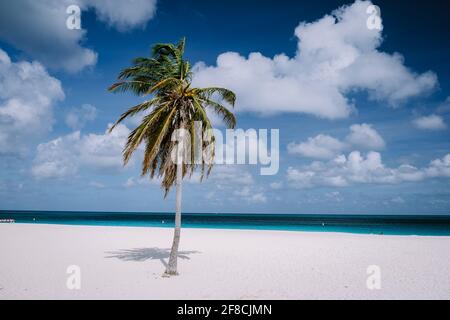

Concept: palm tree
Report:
left=108, top=38, right=236, bottom=276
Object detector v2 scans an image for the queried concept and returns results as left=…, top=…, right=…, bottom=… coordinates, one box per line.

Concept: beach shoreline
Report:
left=1, top=223, right=449, bottom=300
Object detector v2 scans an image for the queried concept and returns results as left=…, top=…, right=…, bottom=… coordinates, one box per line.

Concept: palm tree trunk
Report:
left=165, top=161, right=183, bottom=275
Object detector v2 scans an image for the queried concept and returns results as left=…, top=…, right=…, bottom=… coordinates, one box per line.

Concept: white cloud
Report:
left=32, top=123, right=131, bottom=179
left=31, top=132, right=80, bottom=179
left=209, top=165, right=254, bottom=186
left=339, top=52, right=436, bottom=105
left=194, top=52, right=353, bottom=119
left=287, top=151, right=450, bottom=189
left=0, top=49, right=64, bottom=156
left=288, top=134, right=346, bottom=159
left=86, top=0, right=157, bottom=32
left=193, top=0, right=437, bottom=119
left=79, top=124, right=131, bottom=171
left=413, top=114, right=447, bottom=130
left=0, top=0, right=157, bottom=72
left=288, top=123, right=384, bottom=159
left=346, top=123, right=385, bottom=149
left=0, top=1, right=96, bottom=72
left=65, top=104, right=97, bottom=130
left=233, top=186, right=267, bottom=203
left=204, top=165, right=269, bottom=203
left=426, top=154, right=450, bottom=178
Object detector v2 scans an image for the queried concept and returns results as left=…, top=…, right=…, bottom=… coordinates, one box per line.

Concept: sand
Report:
left=0, top=223, right=449, bottom=300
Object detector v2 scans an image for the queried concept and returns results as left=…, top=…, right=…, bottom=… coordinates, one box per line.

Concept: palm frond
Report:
left=122, top=103, right=170, bottom=164
left=108, top=99, right=159, bottom=133
left=197, top=87, right=236, bottom=106
left=140, top=106, right=178, bottom=174
left=108, top=80, right=153, bottom=95
left=108, top=38, right=236, bottom=195
left=200, top=98, right=236, bottom=129
left=145, top=77, right=182, bottom=95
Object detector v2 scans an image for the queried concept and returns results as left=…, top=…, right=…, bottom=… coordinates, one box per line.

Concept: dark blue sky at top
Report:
left=1, top=0, right=450, bottom=214
left=58, top=0, right=450, bottom=133
left=78, top=0, right=450, bottom=84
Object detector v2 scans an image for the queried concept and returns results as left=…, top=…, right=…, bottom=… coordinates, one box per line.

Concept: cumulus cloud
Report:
left=0, top=0, right=157, bottom=72
left=426, top=154, right=450, bottom=178
left=288, top=123, right=385, bottom=159
left=288, top=134, right=346, bottom=159
left=86, top=0, right=157, bottom=31
left=209, top=165, right=254, bottom=186
left=193, top=0, right=437, bottom=119
left=194, top=52, right=352, bottom=119
left=346, top=123, right=385, bottom=149
left=205, top=165, right=268, bottom=203
left=0, top=1, right=96, bottom=72
left=287, top=151, right=450, bottom=189
left=65, top=104, right=97, bottom=130
left=32, top=124, right=131, bottom=179
left=413, top=114, right=447, bottom=130
left=123, top=165, right=263, bottom=204
left=0, top=49, right=64, bottom=156
left=233, top=186, right=267, bottom=203
left=31, top=131, right=80, bottom=179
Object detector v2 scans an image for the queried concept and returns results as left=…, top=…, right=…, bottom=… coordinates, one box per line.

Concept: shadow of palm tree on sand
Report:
left=105, top=247, right=200, bottom=268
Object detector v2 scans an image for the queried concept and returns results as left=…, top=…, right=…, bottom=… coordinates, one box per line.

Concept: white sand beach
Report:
left=0, top=223, right=449, bottom=300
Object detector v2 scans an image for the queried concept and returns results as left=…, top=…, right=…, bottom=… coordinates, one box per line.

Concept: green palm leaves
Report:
left=108, top=38, right=236, bottom=195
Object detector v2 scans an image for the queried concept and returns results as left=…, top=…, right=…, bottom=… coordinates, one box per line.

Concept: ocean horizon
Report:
left=1, top=210, right=450, bottom=236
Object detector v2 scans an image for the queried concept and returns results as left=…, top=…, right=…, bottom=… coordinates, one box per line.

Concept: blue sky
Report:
left=1, top=0, right=450, bottom=214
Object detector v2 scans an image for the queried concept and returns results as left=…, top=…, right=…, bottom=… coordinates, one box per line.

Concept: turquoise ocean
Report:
left=1, top=210, right=450, bottom=236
